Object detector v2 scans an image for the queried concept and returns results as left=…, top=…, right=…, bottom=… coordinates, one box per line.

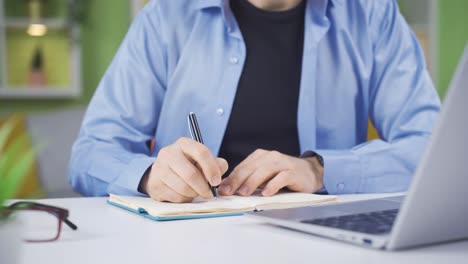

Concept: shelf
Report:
left=0, top=87, right=80, bottom=98
left=3, top=18, right=68, bottom=29
left=0, top=0, right=82, bottom=99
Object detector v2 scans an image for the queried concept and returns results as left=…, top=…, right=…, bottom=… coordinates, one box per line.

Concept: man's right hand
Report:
left=139, top=137, right=228, bottom=203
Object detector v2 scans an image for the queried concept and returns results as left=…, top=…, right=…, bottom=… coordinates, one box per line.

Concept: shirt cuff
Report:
left=109, top=156, right=155, bottom=196
left=316, top=149, right=363, bottom=194
left=314, top=187, right=328, bottom=194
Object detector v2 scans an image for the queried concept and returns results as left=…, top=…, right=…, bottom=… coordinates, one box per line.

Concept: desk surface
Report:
left=20, top=193, right=467, bottom=264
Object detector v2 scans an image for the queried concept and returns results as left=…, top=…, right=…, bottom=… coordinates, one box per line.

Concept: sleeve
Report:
left=318, top=0, right=441, bottom=194
left=67, top=4, right=167, bottom=196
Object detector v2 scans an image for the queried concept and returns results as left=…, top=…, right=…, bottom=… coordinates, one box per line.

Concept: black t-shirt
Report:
left=219, top=0, right=305, bottom=176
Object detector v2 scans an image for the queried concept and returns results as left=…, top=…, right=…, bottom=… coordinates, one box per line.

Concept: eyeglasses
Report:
left=3, top=201, right=78, bottom=242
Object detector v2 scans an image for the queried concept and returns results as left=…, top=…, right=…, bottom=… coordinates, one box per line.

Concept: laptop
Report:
left=248, top=46, right=468, bottom=250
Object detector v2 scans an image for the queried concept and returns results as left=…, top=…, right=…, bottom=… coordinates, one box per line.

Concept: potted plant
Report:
left=0, top=117, right=36, bottom=264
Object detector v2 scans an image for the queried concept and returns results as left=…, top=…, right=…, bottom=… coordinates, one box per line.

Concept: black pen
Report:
left=187, top=112, right=218, bottom=197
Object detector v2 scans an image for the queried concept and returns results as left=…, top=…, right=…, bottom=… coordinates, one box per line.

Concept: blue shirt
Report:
left=68, top=0, right=441, bottom=197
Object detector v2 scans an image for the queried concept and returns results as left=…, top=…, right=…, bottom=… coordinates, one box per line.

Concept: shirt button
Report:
left=229, top=56, right=239, bottom=64
left=337, top=183, right=345, bottom=190
left=216, top=108, right=224, bottom=116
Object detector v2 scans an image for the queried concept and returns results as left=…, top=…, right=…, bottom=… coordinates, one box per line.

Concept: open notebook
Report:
left=108, top=192, right=337, bottom=221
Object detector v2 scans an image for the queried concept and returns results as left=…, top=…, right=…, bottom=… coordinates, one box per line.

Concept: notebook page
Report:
left=109, top=193, right=336, bottom=217
left=226, top=192, right=337, bottom=210
left=109, top=194, right=255, bottom=216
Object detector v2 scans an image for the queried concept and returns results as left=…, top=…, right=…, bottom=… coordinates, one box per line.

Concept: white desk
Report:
left=20, top=193, right=468, bottom=264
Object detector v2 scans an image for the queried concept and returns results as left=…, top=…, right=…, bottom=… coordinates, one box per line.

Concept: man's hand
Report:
left=218, top=149, right=323, bottom=196
left=140, top=137, right=228, bottom=203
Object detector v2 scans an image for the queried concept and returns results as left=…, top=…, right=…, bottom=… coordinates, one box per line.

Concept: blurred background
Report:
left=0, top=0, right=466, bottom=199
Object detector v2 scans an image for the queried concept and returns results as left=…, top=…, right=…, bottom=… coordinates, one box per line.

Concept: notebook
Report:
left=108, top=192, right=337, bottom=221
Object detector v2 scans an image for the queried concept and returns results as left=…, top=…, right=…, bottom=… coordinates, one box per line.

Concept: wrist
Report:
left=138, top=166, right=152, bottom=195
left=305, top=156, right=324, bottom=189
left=301, top=151, right=325, bottom=191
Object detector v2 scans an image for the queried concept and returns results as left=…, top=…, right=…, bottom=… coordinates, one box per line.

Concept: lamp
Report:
left=27, top=0, right=47, bottom=37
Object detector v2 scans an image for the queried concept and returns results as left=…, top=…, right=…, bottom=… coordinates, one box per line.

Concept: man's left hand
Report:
left=218, top=149, right=324, bottom=197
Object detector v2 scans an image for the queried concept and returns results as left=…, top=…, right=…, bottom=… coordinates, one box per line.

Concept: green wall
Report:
left=1, top=1, right=467, bottom=114
left=437, top=0, right=468, bottom=98
left=80, top=0, right=131, bottom=102
left=5, top=0, right=68, bottom=18
left=0, top=0, right=131, bottom=114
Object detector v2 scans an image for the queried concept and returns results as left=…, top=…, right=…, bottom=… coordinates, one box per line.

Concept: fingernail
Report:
left=218, top=185, right=231, bottom=195
left=262, top=189, right=272, bottom=196
left=212, top=176, right=221, bottom=186
left=239, top=186, right=249, bottom=196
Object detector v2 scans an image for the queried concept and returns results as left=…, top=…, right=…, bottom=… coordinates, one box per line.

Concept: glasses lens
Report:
left=15, top=209, right=59, bottom=242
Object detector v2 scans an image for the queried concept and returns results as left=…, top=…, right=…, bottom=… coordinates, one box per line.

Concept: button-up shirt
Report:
left=68, top=0, right=441, bottom=196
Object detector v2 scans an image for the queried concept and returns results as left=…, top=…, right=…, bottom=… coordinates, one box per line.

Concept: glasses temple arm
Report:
left=63, top=218, right=78, bottom=230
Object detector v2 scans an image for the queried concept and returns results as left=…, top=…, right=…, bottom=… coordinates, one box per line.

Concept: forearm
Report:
left=318, top=134, right=431, bottom=194
left=68, top=137, right=154, bottom=196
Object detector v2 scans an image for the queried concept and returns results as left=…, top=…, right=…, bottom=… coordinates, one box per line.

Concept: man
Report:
left=68, top=0, right=440, bottom=203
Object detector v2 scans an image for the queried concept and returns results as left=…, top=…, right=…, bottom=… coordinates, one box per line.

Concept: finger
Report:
left=219, top=149, right=269, bottom=195
left=237, top=165, right=281, bottom=196
left=236, top=151, right=288, bottom=195
left=157, top=183, right=194, bottom=203
left=146, top=166, right=193, bottom=203
left=158, top=165, right=198, bottom=198
left=218, top=168, right=252, bottom=196
left=229, top=149, right=268, bottom=177
left=262, top=171, right=293, bottom=196
left=165, top=148, right=213, bottom=198
left=177, top=138, right=221, bottom=186
left=216, top=158, right=229, bottom=176
left=258, top=182, right=268, bottom=189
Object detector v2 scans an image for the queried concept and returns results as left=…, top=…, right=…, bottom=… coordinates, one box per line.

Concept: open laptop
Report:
left=248, top=46, right=468, bottom=250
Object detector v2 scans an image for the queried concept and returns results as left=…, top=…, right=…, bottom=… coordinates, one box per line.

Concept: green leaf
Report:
left=0, top=133, right=35, bottom=206
left=0, top=148, right=36, bottom=203
left=0, top=120, right=14, bottom=152
left=0, top=134, right=28, bottom=174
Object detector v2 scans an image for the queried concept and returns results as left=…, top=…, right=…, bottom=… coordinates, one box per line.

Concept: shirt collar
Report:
left=193, top=0, right=336, bottom=40
left=193, top=0, right=225, bottom=10
left=193, top=0, right=338, bottom=13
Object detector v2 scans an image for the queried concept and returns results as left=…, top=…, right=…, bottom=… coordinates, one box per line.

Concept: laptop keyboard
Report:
left=301, top=209, right=399, bottom=235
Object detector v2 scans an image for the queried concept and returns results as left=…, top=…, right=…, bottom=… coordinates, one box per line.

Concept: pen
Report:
left=187, top=112, right=218, bottom=197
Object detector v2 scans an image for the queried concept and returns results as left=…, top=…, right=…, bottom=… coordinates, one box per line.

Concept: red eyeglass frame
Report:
left=3, top=201, right=78, bottom=242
